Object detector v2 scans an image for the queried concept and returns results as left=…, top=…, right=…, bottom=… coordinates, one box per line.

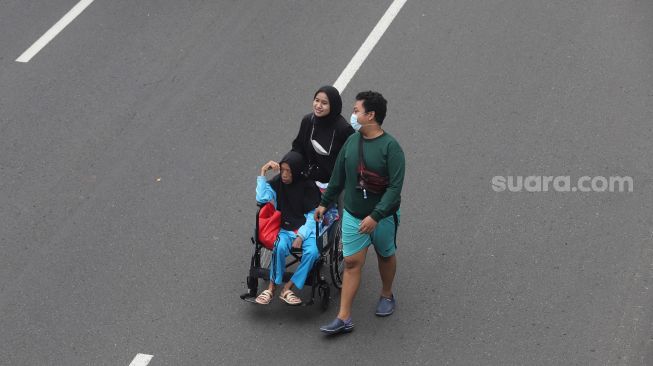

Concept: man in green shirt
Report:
left=316, top=91, right=405, bottom=335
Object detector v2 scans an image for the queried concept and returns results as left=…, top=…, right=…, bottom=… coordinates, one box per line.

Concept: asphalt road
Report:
left=1, top=1, right=652, bottom=365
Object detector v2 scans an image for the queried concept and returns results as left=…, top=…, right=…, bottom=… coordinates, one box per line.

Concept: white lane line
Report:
left=129, top=353, right=153, bottom=366
left=333, top=0, right=409, bottom=92
left=15, top=0, right=95, bottom=63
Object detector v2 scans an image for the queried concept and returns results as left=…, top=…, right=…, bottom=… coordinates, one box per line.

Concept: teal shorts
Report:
left=342, top=209, right=400, bottom=258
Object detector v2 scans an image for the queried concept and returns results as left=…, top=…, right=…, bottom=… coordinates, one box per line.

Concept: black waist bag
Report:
left=357, top=135, right=389, bottom=195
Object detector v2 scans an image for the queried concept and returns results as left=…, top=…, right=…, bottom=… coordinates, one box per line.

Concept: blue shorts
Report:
left=341, top=209, right=400, bottom=258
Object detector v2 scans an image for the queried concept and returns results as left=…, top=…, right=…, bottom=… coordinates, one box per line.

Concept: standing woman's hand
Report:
left=314, top=205, right=327, bottom=222
left=260, top=161, right=280, bottom=176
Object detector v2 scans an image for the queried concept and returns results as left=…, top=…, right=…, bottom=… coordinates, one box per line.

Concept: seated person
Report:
left=254, top=151, right=321, bottom=305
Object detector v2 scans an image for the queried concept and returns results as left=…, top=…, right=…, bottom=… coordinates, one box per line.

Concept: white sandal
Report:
left=255, top=289, right=273, bottom=305
left=279, top=290, right=302, bottom=306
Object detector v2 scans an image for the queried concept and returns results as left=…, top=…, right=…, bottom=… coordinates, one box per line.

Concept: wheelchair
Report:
left=240, top=204, right=344, bottom=310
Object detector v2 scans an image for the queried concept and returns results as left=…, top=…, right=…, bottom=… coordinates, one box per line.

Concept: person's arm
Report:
left=291, top=117, right=308, bottom=156
left=256, top=177, right=277, bottom=205
left=339, top=122, right=355, bottom=142
left=370, top=141, right=405, bottom=222
left=256, top=161, right=279, bottom=205
left=296, top=209, right=317, bottom=241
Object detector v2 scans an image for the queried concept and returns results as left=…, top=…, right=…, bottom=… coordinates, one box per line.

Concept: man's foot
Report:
left=255, top=289, right=274, bottom=305
left=320, top=317, right=354, bottom=335
left=375, top=294, right=395, bottom=316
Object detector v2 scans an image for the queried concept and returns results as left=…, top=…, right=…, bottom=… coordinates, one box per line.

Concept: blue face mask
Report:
left=349, top=113, right=362, bottom=131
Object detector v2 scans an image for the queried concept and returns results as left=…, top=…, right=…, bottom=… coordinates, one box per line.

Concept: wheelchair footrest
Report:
left=240, top=293, right=258, bottom=303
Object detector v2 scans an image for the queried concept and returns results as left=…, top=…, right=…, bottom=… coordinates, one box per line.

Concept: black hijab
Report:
left=269, top=151, right=321, bottom=231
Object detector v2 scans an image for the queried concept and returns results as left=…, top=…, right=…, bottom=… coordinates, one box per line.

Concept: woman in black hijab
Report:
left=292, top=86, right=355, bottom=187
left=254, top=151, right=322, bottom=305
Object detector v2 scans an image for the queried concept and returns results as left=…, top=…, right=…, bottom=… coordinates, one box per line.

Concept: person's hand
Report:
left=358, top=216, right=378, bottom=234
left=260, top=160, right=280, bottom=176
left=292, top=236, right=303, bottom=249
left=314, top=205, right=327, bottom=222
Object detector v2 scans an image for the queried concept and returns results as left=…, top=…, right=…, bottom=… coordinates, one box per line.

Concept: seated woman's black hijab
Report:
left=269, top=151, right=321, bottom=231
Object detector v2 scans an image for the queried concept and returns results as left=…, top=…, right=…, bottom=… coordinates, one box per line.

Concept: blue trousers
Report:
left=270, top=229, right=319, bottom=290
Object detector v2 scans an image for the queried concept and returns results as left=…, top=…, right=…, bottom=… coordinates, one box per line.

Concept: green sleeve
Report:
left=370, top=140, right=405, bottom=222
left=320, top=138, right=348, bottom=207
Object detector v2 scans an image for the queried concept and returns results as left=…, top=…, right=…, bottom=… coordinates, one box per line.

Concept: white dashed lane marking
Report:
left=129, top=353, right=153, bottom=366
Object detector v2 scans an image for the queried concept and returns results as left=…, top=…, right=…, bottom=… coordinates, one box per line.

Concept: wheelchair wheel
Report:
left=329, top=220, right=344, bottom=289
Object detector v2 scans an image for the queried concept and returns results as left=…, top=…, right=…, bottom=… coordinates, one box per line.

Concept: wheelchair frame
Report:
left=240, top=204, right=343, bottom=310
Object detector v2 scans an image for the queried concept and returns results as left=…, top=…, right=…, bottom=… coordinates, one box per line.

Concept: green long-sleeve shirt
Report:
left=320, top=131, right=405, bottom=222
